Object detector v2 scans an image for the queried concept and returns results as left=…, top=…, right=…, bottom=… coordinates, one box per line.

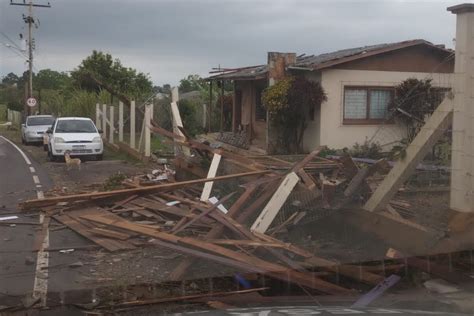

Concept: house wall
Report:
left=302, top=69, right=454, bottom=151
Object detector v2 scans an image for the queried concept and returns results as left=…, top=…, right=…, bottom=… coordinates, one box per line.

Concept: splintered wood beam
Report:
left=364, top=99, right=453, bottom=212
left=200, top=153, right=222, bottom=201
left=250, top=172, right=300, bottom=233
left=20, top=170, right=269, bottom=210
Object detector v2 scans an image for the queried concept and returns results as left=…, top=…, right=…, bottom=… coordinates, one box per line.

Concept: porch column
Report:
left=448, top=3, right=474, bottom=213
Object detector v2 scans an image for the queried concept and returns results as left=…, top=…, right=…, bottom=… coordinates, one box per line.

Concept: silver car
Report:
left=21, top=115, right=55, bottom=145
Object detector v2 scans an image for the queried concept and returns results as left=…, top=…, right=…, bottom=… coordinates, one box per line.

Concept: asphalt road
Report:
left=0, top=136, right=51, bottom=305
left=0, top=136, right=93, bottom=310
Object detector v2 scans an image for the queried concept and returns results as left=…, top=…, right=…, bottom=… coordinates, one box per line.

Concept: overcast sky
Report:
left=0, top=0, right=463, bottom=86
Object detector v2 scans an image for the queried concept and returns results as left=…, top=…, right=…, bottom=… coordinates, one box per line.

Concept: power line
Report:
left=0, top=31, right=24, bottom=52
left=2, top=42, right=29, bottom=62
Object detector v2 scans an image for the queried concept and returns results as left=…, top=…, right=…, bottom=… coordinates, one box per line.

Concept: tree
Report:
left=391, top=78, right=446, bottom=142
left=35, top=69, right=71, bottom=91
left=179, top=74, right=205, bottom=93
left=71, top=50, right=154, bottom=102
left=1, top=73, right=20, bottom=86
left=262, top=76, right=327, bottom=153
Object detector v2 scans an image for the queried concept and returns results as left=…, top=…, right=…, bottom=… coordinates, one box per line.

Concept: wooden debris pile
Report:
left=19, top=141, right=401, bottom=297
left=19, top=122, right=471, bottom=310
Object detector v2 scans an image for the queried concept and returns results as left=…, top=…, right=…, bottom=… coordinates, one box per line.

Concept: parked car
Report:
left=21, top=115, right=55, bottom=145
left=47, top=117, right=103, bottom=161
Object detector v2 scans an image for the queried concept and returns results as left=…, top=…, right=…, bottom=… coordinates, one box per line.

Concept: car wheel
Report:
left=48, top=150, right=57, bottom=162
left=96, top=154, right=103, bottom=161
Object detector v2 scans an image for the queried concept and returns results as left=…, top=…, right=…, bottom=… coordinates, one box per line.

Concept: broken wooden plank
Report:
left=20, top=170, right=269, bottom=210
left=250, top=172, right=300, bottom=234
left=200, top=153, right=222, bottom=201
left=90, top=227, right=131, bottom=240
left=54, top=211, right=135, bottom=252
left=173, top=193, right=234, bottom=234
left=101, top=287, right=268, bottom=310
left=205, top=239, right=288, bottom=248
left=364, top=99, right=453, bottom=212
left=81, top=214, right=353, bottom=294
left=169, top=180, right=280, bottom=281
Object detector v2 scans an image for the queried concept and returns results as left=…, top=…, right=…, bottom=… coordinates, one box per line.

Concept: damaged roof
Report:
left=208, top=39, right=452, bottom=80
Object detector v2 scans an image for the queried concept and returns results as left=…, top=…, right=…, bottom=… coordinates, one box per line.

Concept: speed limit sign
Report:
left=27, top=97, right=37, bottom=107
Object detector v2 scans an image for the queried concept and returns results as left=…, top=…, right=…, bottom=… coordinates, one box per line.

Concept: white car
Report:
left=21, top=115, right=55, bottom=145
left=47, top=117, right=104, bottom=161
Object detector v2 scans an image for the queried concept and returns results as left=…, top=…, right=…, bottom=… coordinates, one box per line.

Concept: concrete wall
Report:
left=302, top=69, right=453, bottom=151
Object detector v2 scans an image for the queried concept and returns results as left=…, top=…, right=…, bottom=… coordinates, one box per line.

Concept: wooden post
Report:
left=200, top=153, right=222, bottom=201
left=102, top=104, right=107, bottom=139
left=95, top=103, right=101, bottom=130
left=144, top=103, right=151, bottom=157
left=130, top=100, right=136, bottom=149
left=118, top=101, right=124, bottom=142
left=109, top=105, right=114, bottom=144
left=448, top=4, right=474, bottom=213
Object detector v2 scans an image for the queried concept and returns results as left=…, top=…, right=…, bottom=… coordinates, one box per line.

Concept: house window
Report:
left=343, top=87, right=394, bottom=124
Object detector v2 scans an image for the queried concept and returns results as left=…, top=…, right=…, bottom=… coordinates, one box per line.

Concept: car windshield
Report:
left=27, top=117, right=54, bottom=126
left=55, top=120, right=96, bottom=133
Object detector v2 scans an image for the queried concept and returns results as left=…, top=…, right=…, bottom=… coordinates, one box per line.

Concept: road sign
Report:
left=27, top=97, right=37, bottom=107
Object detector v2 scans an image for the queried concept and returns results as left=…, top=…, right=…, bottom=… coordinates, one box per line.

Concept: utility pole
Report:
left=10, top=0, right=51, bottom=115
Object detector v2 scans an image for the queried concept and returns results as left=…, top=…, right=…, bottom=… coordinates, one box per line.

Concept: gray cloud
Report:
left=0, top=0, right=459, bottom=85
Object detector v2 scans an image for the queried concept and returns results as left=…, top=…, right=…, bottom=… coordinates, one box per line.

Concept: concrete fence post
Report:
left=109, top=105, right=114, bottom=144
left=102, top=104, right=107, bottom=139
left=95, top=103, right=101, bottom=130
left=118, top=101, right=124, bottom=142
left=130, top=100, right=136, bottom=149
left=144, top=103, right=152, bottom=157
left=202, top=103, right=207, bottom=128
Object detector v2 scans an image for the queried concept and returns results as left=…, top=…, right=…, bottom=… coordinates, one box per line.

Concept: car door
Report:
left=47, top=119, right=57, bottom=151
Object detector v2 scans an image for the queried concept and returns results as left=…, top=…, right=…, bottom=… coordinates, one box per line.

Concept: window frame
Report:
left=343, top=86, right=395, bottom=125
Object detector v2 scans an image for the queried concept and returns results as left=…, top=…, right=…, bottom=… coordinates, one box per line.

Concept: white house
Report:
left=208, top=40, right=454, bottom=153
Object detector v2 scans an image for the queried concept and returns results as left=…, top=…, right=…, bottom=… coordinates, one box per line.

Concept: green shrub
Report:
left=349, top=140, right=383, bottom=159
